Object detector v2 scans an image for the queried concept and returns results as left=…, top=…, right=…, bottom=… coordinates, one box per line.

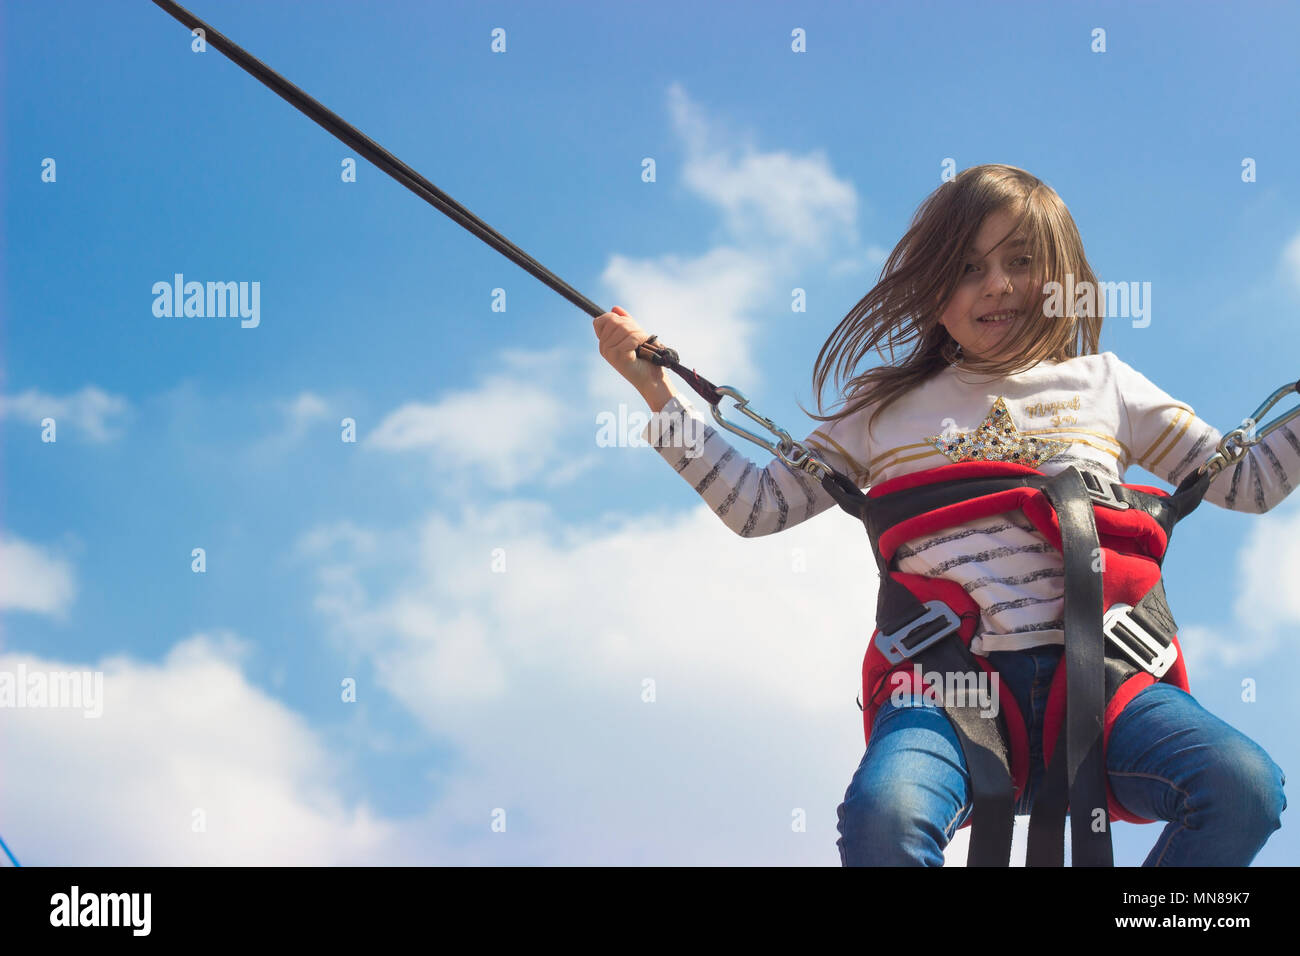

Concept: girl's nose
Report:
left=983, top=269, right=1015, bottom=296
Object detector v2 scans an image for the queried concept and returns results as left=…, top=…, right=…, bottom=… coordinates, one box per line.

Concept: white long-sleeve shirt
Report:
left=640, top=351, right=1299, bottom=654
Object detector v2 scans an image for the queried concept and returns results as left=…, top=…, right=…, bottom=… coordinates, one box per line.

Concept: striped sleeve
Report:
left=1117, top=357, right=1299, bottom=514
left=638, top=392, right=870, bottom=537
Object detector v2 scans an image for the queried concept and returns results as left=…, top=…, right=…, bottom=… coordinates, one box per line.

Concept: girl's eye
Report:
left=963, top=255, right=1032, bottom=275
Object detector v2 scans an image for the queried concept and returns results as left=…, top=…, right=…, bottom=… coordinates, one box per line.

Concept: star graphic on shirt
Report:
left=925, top=396, right=1071, bottom=466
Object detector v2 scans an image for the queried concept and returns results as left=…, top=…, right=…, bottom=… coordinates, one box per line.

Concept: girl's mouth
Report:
left=977, top=311, right=1016, bottom=325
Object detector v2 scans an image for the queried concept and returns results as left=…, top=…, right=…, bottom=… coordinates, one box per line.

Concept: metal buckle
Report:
left=1198, top=380, right=1300, bottom=478
left=874, top=601, right=962, bottom=665
left=1103, top=603, right=1178, bottom=678
left=1080, top=470, right=1130, bottom=510
left=708, top=385, right=833, bottom=479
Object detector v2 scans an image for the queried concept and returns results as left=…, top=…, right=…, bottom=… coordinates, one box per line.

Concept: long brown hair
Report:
left=801, top=164, right=1103, bottom=439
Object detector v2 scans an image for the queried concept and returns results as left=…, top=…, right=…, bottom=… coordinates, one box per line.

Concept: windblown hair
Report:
left=801, top=164, right=1103, bottom=440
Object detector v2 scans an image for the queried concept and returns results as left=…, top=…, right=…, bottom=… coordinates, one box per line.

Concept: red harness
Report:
left=820, top=459, right=1213, bottom=866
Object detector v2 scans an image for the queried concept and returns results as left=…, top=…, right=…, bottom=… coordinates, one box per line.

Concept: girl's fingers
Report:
left=595, top=326, right=635, bottom=358
left=594, top=311, right=640, bottom=346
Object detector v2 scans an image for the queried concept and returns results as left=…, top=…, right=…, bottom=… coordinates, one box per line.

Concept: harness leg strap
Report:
left=1029, top=467, right=1113, bottom=866
left=1027, top=723, right=1070, bottom=865
left=924, top=639, right=1016, bottom=866
left=873, top=571, right=1016, bottom=865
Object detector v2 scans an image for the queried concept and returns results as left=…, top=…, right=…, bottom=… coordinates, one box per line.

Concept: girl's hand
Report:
left=593, top=306, right=670, bottom=394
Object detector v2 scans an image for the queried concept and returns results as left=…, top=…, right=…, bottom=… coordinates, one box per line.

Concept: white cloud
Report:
left=667, top=82, right=859, bottom=253
left=0, top=534, right=76, bottom=618
left=0, top=385, right=129, bottom=442
left=299, top=488, right=883, bottom=864
left=366, top=374, right=566, bottom=490
left=278, top=391, right=331, bottom=440
left=295, top=520, right=380, bottom=559
left=242, top=391, right=336, bottom=457
left=0, top=634, right=401, bottom=865
left=1235, top=504, right=1300, bottom=629
left=1171, top=499, right=1300, bottom=671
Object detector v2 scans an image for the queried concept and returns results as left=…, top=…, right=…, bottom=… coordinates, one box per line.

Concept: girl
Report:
left=591, top=164, right=1289, bottom=866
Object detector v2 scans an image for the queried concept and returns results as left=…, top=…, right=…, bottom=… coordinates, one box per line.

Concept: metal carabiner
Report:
left=709, top=385, right=834, bottom=480
left=1198, top=379, right=1300, bottom=478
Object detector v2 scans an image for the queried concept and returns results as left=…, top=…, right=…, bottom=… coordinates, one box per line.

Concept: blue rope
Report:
left=0, top=833, right=19, bottom=867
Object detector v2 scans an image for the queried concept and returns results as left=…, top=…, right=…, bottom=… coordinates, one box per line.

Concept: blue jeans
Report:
left=836, top=645, right=1287, bottom=866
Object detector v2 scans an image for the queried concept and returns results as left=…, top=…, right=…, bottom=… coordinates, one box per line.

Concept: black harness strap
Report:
left=1033, top=467, right=1112, bottom=866
left=1027, top=728, right=1070, bottom=865
left=926, top=641, right=1016, bottom=866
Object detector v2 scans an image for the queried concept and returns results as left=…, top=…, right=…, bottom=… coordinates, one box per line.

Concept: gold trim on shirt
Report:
left=806, top=433, right=871, bottom=483
left=1140, top=407, right=1195, bottom=469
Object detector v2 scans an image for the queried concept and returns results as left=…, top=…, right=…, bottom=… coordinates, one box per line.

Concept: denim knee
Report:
left=1210, top=743, right=1287, bottom=840
left=837, top=781, right=958, bottom=866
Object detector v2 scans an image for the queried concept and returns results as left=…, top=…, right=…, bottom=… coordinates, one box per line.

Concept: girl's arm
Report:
left=591, top=306, right=869, bottom=537
left=638, top=390, right=870, bottom=537
left=1116, top=355, right=1300, bottom=513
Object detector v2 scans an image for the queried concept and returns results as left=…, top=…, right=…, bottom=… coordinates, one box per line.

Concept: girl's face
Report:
left=938, top=207, right=1036, bottom=362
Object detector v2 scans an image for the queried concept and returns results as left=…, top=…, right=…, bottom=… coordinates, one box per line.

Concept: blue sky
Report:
left=3, top=0, right=1299, bottom=866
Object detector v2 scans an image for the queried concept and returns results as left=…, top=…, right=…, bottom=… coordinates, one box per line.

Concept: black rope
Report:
left=150, top=0, right=725, bottom=407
